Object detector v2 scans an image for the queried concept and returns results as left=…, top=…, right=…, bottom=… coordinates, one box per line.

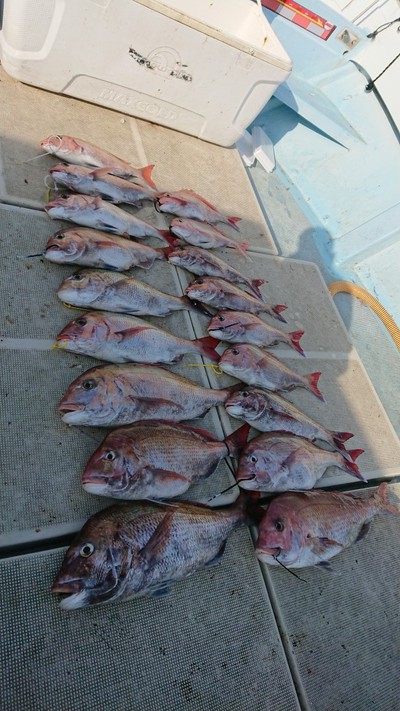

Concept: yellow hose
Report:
left=328, top=281, right=400, bottom=350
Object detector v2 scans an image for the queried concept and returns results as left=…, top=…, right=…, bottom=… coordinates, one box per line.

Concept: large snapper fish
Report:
left=82, top=421, right=249, bottom=500
left=256, top=483, right=400, bottom=569
left=236, top=432, right=365, bottom=493
left=59, top=364, right=234, bottom=426
left=208, top=311, right=305, bottom=355
left=219, top=345, right=324, bottom=401
left=49, top=164, right=157, bottom=206
left=167, top=246, right=263, bottom=297
left=185, top=277, right=287, bottom=322
left=52, top=496, right=249, bottom=609
left=43, top=228, right=166, bottom=271
left=41, top=135, right=156, bottom=188
left=57, top=269, right=205, bottom=317
left=55, top=311, right=220, bottom=364
left=44, top=194, right=172, bottom=243
left=224, top=387, right=354, bottom=455
left=169, top=220, right=249, bottom=258
left=156, top=189, right=241, bottom=231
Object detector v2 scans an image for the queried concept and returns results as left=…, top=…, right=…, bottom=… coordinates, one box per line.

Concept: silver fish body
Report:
left=59, top=364, right=231, bottom=426
left=44, top=194, right=169, bottom=242
left=225, top=387, right=353, bottom=454
left=41, top=135, right=156, bottom=188
left=49, top=164, right=157, bottom=205
left=51, top=497, right=246, bottom=608
left=57, top=270, right=197, bottom=317
left=169, top=220, right=248, bottom=257
left=208, top=311, right=304, bottom=354
left=168, top=247, right=263, bottom=297
left=43, top=228, right=165, bottom=271
left=256, top=483, right=399, bottom=569
left=185, top=277, right=287, bottom=321
left=82, top=421, right=247, bottom=500
left=55, top=311, right=219, bottom=364
left=237, top=432, right=365, bottom=492
left=156, top=190, right=240, bottom=230
left=219, top=345, right=324, bottom=401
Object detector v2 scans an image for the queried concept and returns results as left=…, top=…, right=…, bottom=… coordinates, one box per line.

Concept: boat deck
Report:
left=1, top=67, right=399, bottom=711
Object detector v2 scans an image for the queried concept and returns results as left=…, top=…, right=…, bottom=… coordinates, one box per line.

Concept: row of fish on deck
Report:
left=33, top=135, right=397, bottom=610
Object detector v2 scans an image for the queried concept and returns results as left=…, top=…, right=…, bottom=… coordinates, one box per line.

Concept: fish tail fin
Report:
left=228, top=216, right=241, bottom=231
left=250, top=278, right=265, bottom=299
left=235, top=241, right=250, bottom=259
left=224, top=424, right=250, bottom=458
left=374, top=482, right=400, bottom=516
left=288, top=330, right=305, bottom=356
left=332, top=430, right=354, bottom=444
left=307, top=372, right=325, bottom=402
left=272, top=304, right=288, bottom=323
left=342, top=449, right=366, bottom=481
left=237, top=491, right=266, bottom=526
left=159, top=230, right=178, bottom=246
left=195, top=335, right=220, bottom=362
left=139, top=164, right=156, bottom=189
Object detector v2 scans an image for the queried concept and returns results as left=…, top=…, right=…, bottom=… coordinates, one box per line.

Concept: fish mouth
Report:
left=255, top=546, right=281, bottom=563
left=82, top=481, right=108, bottom=496
left=59, top=403, right=84, bottom=424
left=225, top=404, right=245, bottom=417
left=51, top=577, right=83, bottom=595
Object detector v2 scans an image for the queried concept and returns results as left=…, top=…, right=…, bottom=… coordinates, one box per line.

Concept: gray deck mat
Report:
left=0, top=529, right=300, bottom=711
left=261, top=483, right=400, bottom=711
left=183, top=253, right=400, bottom=487
left=0, top=66, right=276, bottom=254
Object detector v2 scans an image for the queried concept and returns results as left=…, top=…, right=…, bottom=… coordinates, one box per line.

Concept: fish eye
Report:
left=82, top=379, right=95, bottom=391
left=79, top=542, right=95, bottom=557
left=195, top=279, right=204, bottom=285
left=250, top=455, right=258, bottom=463
left=274, top=519, right=284, bottom=532
left=55, top=233, right=65, bottom=240
left=76, top=317, right=87, bottom=326
left=72, top=273, right=84, bottom=281
left=60, top=193, right=69, bottom=199
left=105, top=450, right=116, bottom=461
left=218, top=315, right=225, bottom=322
left=231, top=348, right=239, bottom=355
left=241, top=390, right=250, bottom=397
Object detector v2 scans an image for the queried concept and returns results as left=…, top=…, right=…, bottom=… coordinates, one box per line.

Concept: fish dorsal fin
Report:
left=138, top=510, right=176, bottom=566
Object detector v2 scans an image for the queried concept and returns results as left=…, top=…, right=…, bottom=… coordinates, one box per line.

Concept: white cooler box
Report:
left=0, top=0, right=291, bottom=146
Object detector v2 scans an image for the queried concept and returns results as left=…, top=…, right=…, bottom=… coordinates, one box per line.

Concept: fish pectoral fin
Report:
left=114, top=326, right=152, bottom=342
left=203, top=541, right=227, bottom=568
left=89, top=168, right=115, bottom=179
left=355, top=521, right=371, bottom=543
left=309, top=536, right=343, bottom=557
left=138, top=510, right=176, bottom=567
left=150, top=468, right=189, bottom=482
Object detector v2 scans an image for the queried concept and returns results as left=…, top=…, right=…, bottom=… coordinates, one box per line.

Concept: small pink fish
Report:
left=219, top=344, right=324, bottom=401
left=256, top=483, right=400, bottom=569
left=185, top=278, right=287, bottom=322
left=156, top=189, right=241, bottom=231
left=236, top=432, right=365, bottom=492
left=169, top=219, right=248, bottom=258
left=208, top=311, right=304, bottom=355
left=55, top=311, right=220, bottom=364
left=49, top=164, right=157, bottom=205
left=41, top=135, right=156, bottom=188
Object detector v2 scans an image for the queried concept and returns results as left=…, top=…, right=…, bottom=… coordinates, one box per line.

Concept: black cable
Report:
left=367, top=16, right=400, bottom=39
left=365, top=52, right=400, bottom=91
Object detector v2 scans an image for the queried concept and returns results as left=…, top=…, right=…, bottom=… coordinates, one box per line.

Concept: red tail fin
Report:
left=374, top=482, right=400, bottom=515
left=235, top=241, right=250, bottom=259
left=342, top=449, right=366, bottom=481
left=307, top=372, right=325, bottom=401
left=140, top=164, right=156, bottom=189
left=288, top=330, right=305, bottom=356
left=272, top=304, right=287, bottom=323
left=250, top=278, right=265, bottom=300
left=224, top=424, right=250, bottom=458
left=159, top=230, right=179, bottom=247
left=195, top=335, right=220, bottom=362
left=228, top=216, right=241, bottom=231
left=332, top=430, right=354, bottom=444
